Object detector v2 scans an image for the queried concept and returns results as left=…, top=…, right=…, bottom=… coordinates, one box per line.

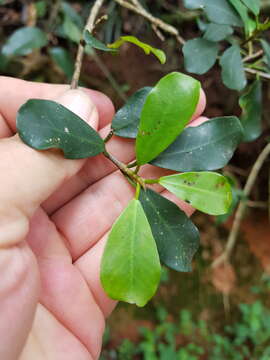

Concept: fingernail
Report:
left=56, top=89, right=99, bottom=129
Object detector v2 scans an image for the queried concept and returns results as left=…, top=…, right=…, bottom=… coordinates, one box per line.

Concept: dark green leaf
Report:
left=101, top=199, right=161, bottom=307
left=205, top=0, right=243, bottom=27
left=139, top=189, right=200, bottom=272
left=17, top=99, right=104, bottom=159
left=84, top=30, right=117, bottom=52
left=136, top=72, right=201, bottom=165
left=108, top=36, right=166, bottom=64
left=63, top=16, right=81, bottom=43
left=0, top=53, right=9, bottom=71
left=2, top=27, right=47, bottom=56
left=151, top=116, right=243, bottom=172
left=239, top=80, right=262, bottom=142
left=261, top=40, right=270, bottom=71
left=183, top=38, right=219, bottom=75
left=220, top=45, right=247, bottom=91
left=203, top=23, right=233, bottom=42
left=159, top=172, right=232, bottom=215
left=61, top=1, right=84, bottom=28
left=35, top=1, right=47, bottom=18
left=49, top=47, right=74, bottom=80
left=240, top=0, right=260, bottom=16
left=112, top=87, right=152, bottom=138
left=183, top=0, right=205, bottom=9
left=229, top=0, right=256, bottom=35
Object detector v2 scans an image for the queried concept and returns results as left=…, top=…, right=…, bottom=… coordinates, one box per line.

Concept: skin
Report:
left=0, top=76, right=207, bottom=360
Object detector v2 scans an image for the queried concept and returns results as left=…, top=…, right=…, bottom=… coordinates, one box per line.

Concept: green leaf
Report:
left=49, top=47, right=74, bottom=80
left=35, top=1, right=47, bottom=18
left=101, top=199, right=161, bottom=307
left=2, top=27, right=47, bottom=56
left=159, top=172, right=232, bottom=215
left=112, top=87, right=152, bottom=138
left=139, top=189, right=200, bottom=272
left=239, top=80, right=262, bottom=142
left=240, top=0, right=260, bottom=16
left=135, top=72, right=201, bottom=165
left=61, top=1, right=84, bottom=28
left=183, top=0, right=205, bottom=9
left=261, top=40, right=270, bottom=71
left=63, top=16, right=81, bottom=43
left=151, top=116, right=243, bottom=172
left=205, top=0, right=243, bottom=27
left=183, top=38, right=219, bottom=75
left=84, top=30, right=117, bottom=52
left=108, top=36, right=166, bottom=64
left=203, top=23, right=233, bottom=42
left=229, top=0, right=256, bottom=35
left=220, top=45, right=247, bottom=91
left=17, top=99, right=104, bottom=159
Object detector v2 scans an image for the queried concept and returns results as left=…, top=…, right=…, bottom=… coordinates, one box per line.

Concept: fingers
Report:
left=0, top=89, right=98, bottom=248
left=0, top=76, right=115, bottom=135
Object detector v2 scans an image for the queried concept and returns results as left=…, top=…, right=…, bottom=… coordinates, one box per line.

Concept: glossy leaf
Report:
left=2, top=27, right=47, bottom=56
left=220, top=45, right=247, bottom=91
left=203, top=23, right=233, bottom=42
left=136, top=72, right=200, bottom=165
left=261, top=40, right=270, bottom=71
left=239, top=80, right=262, bottom=142
left=183, top=38, right=219, bottom=75
left=151, top=116, right=243, bottom=172
left=139, top=189, right=200, bottom=272
left=108, top=36, right=166, bottom=64
left=240, top=0, right=260, bottom=16
left=17, top=99, right=104, bottom=159
left=183, top=0, right=205, bottom=9
left=84, top=30, right=117, bottom=52
left=159, top=172, right=232, bottom=215
left=101, top=199, right=161, bottom=307
left=112, top=87, right=152, bottom=138
left=49, top=47, right=74, bottom=80
left=205, top=0, right=243, bottom=27
left=229, top=0, right=256, bottom=35
left=63, top=16, right=81, bottom=43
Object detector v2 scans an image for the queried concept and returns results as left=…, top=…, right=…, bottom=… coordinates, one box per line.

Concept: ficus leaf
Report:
left=240, top=0, right=260, bottom=16
left=183, top=38, right=219, bottom=75
left=17, top=99, right=104, bottom=159
left=239, top=80, right=262, bottom=142
left=203, top=23, right=233, bottom=42
left=204, top=0, right=243, bottom=27
left=220, top=45, right=247, bottom=91
left=229, top=0, right=256, bottom=35
left=101, top=199, right=161, bottom=307
left=139, top=189, right=200, bottom=272
left=49, top=47, right=74, bottom=80
left=2, top=27, right=47, bottom=56
left=108, top=35, right=166, bottom=64
left=159, top=172, right=232, bottom=216
left=151, top=116, right=243, bottom=172
left=261, top=39, right=270, bottom=71
left=136, top=72, right=201, bottom=165
left=84, top=30, right=117, bottom=52
left=112, top=87, right=152, bottom=138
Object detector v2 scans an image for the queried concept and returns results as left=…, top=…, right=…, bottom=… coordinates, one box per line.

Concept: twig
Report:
left=244, top=68, right=270, bottom=80
left=70, top=0, right=105, bottom=89
left=113, top=0, right=185, bottom=45
left=46, top=0, right=61, bottom=32
left=212, top=143, right=270, bottom=268
left=91, top=50, right=127, bottom=101
left=243, top=50, right=264, bottom=63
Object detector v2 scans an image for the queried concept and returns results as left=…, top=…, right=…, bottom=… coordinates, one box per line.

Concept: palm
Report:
left=0, top=78, right=205, bottom=360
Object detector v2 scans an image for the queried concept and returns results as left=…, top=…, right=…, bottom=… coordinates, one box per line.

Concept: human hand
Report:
left=0, top=77, right=206, bottom=360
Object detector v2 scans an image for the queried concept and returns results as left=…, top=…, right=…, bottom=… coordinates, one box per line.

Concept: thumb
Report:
left=0, top=89, right=98, bottom=248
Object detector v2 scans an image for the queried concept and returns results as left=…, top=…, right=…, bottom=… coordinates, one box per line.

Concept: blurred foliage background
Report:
left=1, top=0, right=270, bottom=358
